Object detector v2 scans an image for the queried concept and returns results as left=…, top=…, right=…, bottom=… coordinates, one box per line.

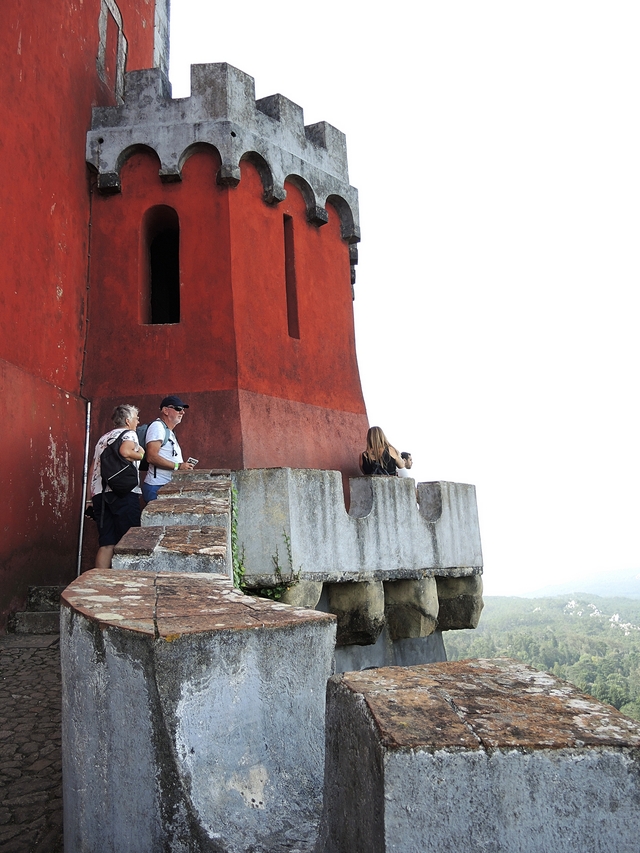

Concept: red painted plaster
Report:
left=0, top=359, right=86, bottom=628
left=0, top=1, right=157, bottom=629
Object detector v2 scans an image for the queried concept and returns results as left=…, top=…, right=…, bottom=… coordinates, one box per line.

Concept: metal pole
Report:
left=76, top=400, right=92, bottom=577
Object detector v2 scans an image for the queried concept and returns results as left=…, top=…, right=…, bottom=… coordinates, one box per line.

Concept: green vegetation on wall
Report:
left=443, top=594, right=640, bottom=721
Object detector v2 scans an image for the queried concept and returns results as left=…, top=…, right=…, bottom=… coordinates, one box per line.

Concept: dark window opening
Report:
left=283, top=214, right=300, bottom=339
left=142, top=206, right=180, bottom=324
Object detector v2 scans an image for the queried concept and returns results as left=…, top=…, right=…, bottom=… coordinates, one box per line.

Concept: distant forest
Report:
left=442, top=594, right=640, bottom=721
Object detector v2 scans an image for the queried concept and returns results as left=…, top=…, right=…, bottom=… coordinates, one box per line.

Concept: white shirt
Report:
left=143, top=419, right=183, bottom=486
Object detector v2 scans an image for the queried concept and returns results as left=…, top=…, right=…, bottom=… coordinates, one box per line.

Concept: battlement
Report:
left=234, top=469, right=483, bottom=586
left=86, top=63, right=359, bottom=241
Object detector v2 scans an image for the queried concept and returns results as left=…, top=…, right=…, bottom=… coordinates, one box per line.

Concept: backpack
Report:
left=362, top=450, right=394, bottom=476
left=100, top=430, right=139, bottom=496
left=136, top=420, right=171, bottom=472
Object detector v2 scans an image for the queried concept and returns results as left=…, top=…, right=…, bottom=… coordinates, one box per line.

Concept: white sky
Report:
left=169, top=1, right=640, bottom=596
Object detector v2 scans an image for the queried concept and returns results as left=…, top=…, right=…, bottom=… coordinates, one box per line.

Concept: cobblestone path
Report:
left=0, top=636, right=63, bottom=853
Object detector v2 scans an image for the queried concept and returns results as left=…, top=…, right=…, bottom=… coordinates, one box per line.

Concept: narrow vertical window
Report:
left=142, top=206, right=180, bottom=324
left=283, top=214, right=300, bottom=339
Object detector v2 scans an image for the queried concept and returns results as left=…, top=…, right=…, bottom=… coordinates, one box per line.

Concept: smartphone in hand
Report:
left=187, top=457, right=199, bottom=466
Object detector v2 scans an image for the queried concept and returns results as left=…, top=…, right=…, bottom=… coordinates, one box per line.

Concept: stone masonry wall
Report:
left=61, top=569, right=336, bottom=853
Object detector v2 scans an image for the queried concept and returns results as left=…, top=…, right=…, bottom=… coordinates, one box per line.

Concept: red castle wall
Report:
left=1, top=1, right=369, bottom=629
left=0, top=0, right=157, bottom=629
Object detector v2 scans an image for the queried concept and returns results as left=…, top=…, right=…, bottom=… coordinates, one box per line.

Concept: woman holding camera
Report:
left=360, top=426, right=407, bottom=476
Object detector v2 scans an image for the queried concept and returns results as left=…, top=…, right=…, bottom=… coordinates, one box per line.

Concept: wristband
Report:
left=174, top=462, right=179, bottom=471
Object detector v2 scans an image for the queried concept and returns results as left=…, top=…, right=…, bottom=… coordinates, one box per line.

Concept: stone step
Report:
left=12, top=610, right=60, bottom=635
left=26, top=585, right=67, bottom=612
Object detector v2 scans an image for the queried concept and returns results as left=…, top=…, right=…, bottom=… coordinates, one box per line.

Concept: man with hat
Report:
left=142, top=395, right=194, bottom=503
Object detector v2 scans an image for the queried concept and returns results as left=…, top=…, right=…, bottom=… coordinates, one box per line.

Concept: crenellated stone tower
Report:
left=83, top=63, right=368, bottom=480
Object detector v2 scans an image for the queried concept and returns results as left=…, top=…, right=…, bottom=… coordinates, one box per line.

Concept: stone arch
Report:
left=241, top=152, right=284, bottom=205
left=115, top=143, right=161, bottom=176
left=179, top=142, right=222, bottom=175
left=97, top=144, right=161, bottom=193
left=325, top=194, right=359, bottom=244
left=285, top=175, right=328, bottom=226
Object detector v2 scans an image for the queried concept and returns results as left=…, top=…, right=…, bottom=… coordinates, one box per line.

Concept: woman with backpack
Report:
left=359, top=426, right=407, bottom=476
left=86, top=404, right=145, bottom=568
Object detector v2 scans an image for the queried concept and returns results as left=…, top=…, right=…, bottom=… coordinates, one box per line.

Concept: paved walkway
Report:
left=0, top=635, right=63, bottom=853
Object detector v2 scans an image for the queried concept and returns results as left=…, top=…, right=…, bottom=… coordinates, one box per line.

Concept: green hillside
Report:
left=442, top=594, right=640, bottom=721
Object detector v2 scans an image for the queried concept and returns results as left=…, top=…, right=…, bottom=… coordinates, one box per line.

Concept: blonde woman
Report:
left=360, top=426, right=406, bottom=476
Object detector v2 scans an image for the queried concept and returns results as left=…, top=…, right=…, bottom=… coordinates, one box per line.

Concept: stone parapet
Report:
left=112, top=469, right=483, bottom=652
left=86, top=63, right=359, bottom=241
left=61, top=569, right=336, bottom=853
left=318, top=659, right=640, bottom=853
left=234, top=469, right=483, bottom=585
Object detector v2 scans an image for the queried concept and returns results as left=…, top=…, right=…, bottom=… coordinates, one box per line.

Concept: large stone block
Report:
left=436, top=574, right=484, bottom=630
left=383, top=578, right=439, bottom=640
left=280, top=580, right=323, bottom=609
left=318, top=659, right=640, bottom=853
left=326, top=580, right=385, bottom=646
left=61, top=569, right=336, bottom=853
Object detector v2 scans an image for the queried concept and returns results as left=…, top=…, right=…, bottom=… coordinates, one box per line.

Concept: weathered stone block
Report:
left=318, top=659, right=640, bottom=853
left=156, top=475, right=232, bottom=500
left=280, top=580, right=323, bottom=609
left=436, top=574, right=483, bottom=630
left=326, top=581, right=385, bottom=646
left=383, top=578, right=439, bottom=640
left=61, top=569, right=336, bottom=853
left=113, top=525, right=228, bottom=575
left=142, top=496, right=229, bottom=528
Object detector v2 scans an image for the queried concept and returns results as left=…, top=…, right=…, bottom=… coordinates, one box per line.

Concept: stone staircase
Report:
left=9, top=585, right=66, bottom=634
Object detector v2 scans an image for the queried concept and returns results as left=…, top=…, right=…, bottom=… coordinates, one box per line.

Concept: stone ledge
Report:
left=171, top=468, right=231, bottom=481
left=62, top=568, right=335, bottom=639
left=115, top=524, right=227, bottom=557
left=141, top=496, right=230, bottom=528
left=112, top=524, right=228, bottom=575
left=337, top=659, right=640, bottom=750
left=156, top=477, right=232, bottom=499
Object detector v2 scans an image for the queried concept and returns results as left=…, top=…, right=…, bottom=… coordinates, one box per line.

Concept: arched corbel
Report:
left=98, top=143, right=161, bottom=194
left=217, top=162, right=241, bottom=187
left=285, top=175, right=328, bottom=226
left=241, top=152, right=286, bottom=205
left=177, top=142, right=222, bottom=183
left=326, top=194, right=360, bottom=243
left=327, top=194, right=360, bottom=298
